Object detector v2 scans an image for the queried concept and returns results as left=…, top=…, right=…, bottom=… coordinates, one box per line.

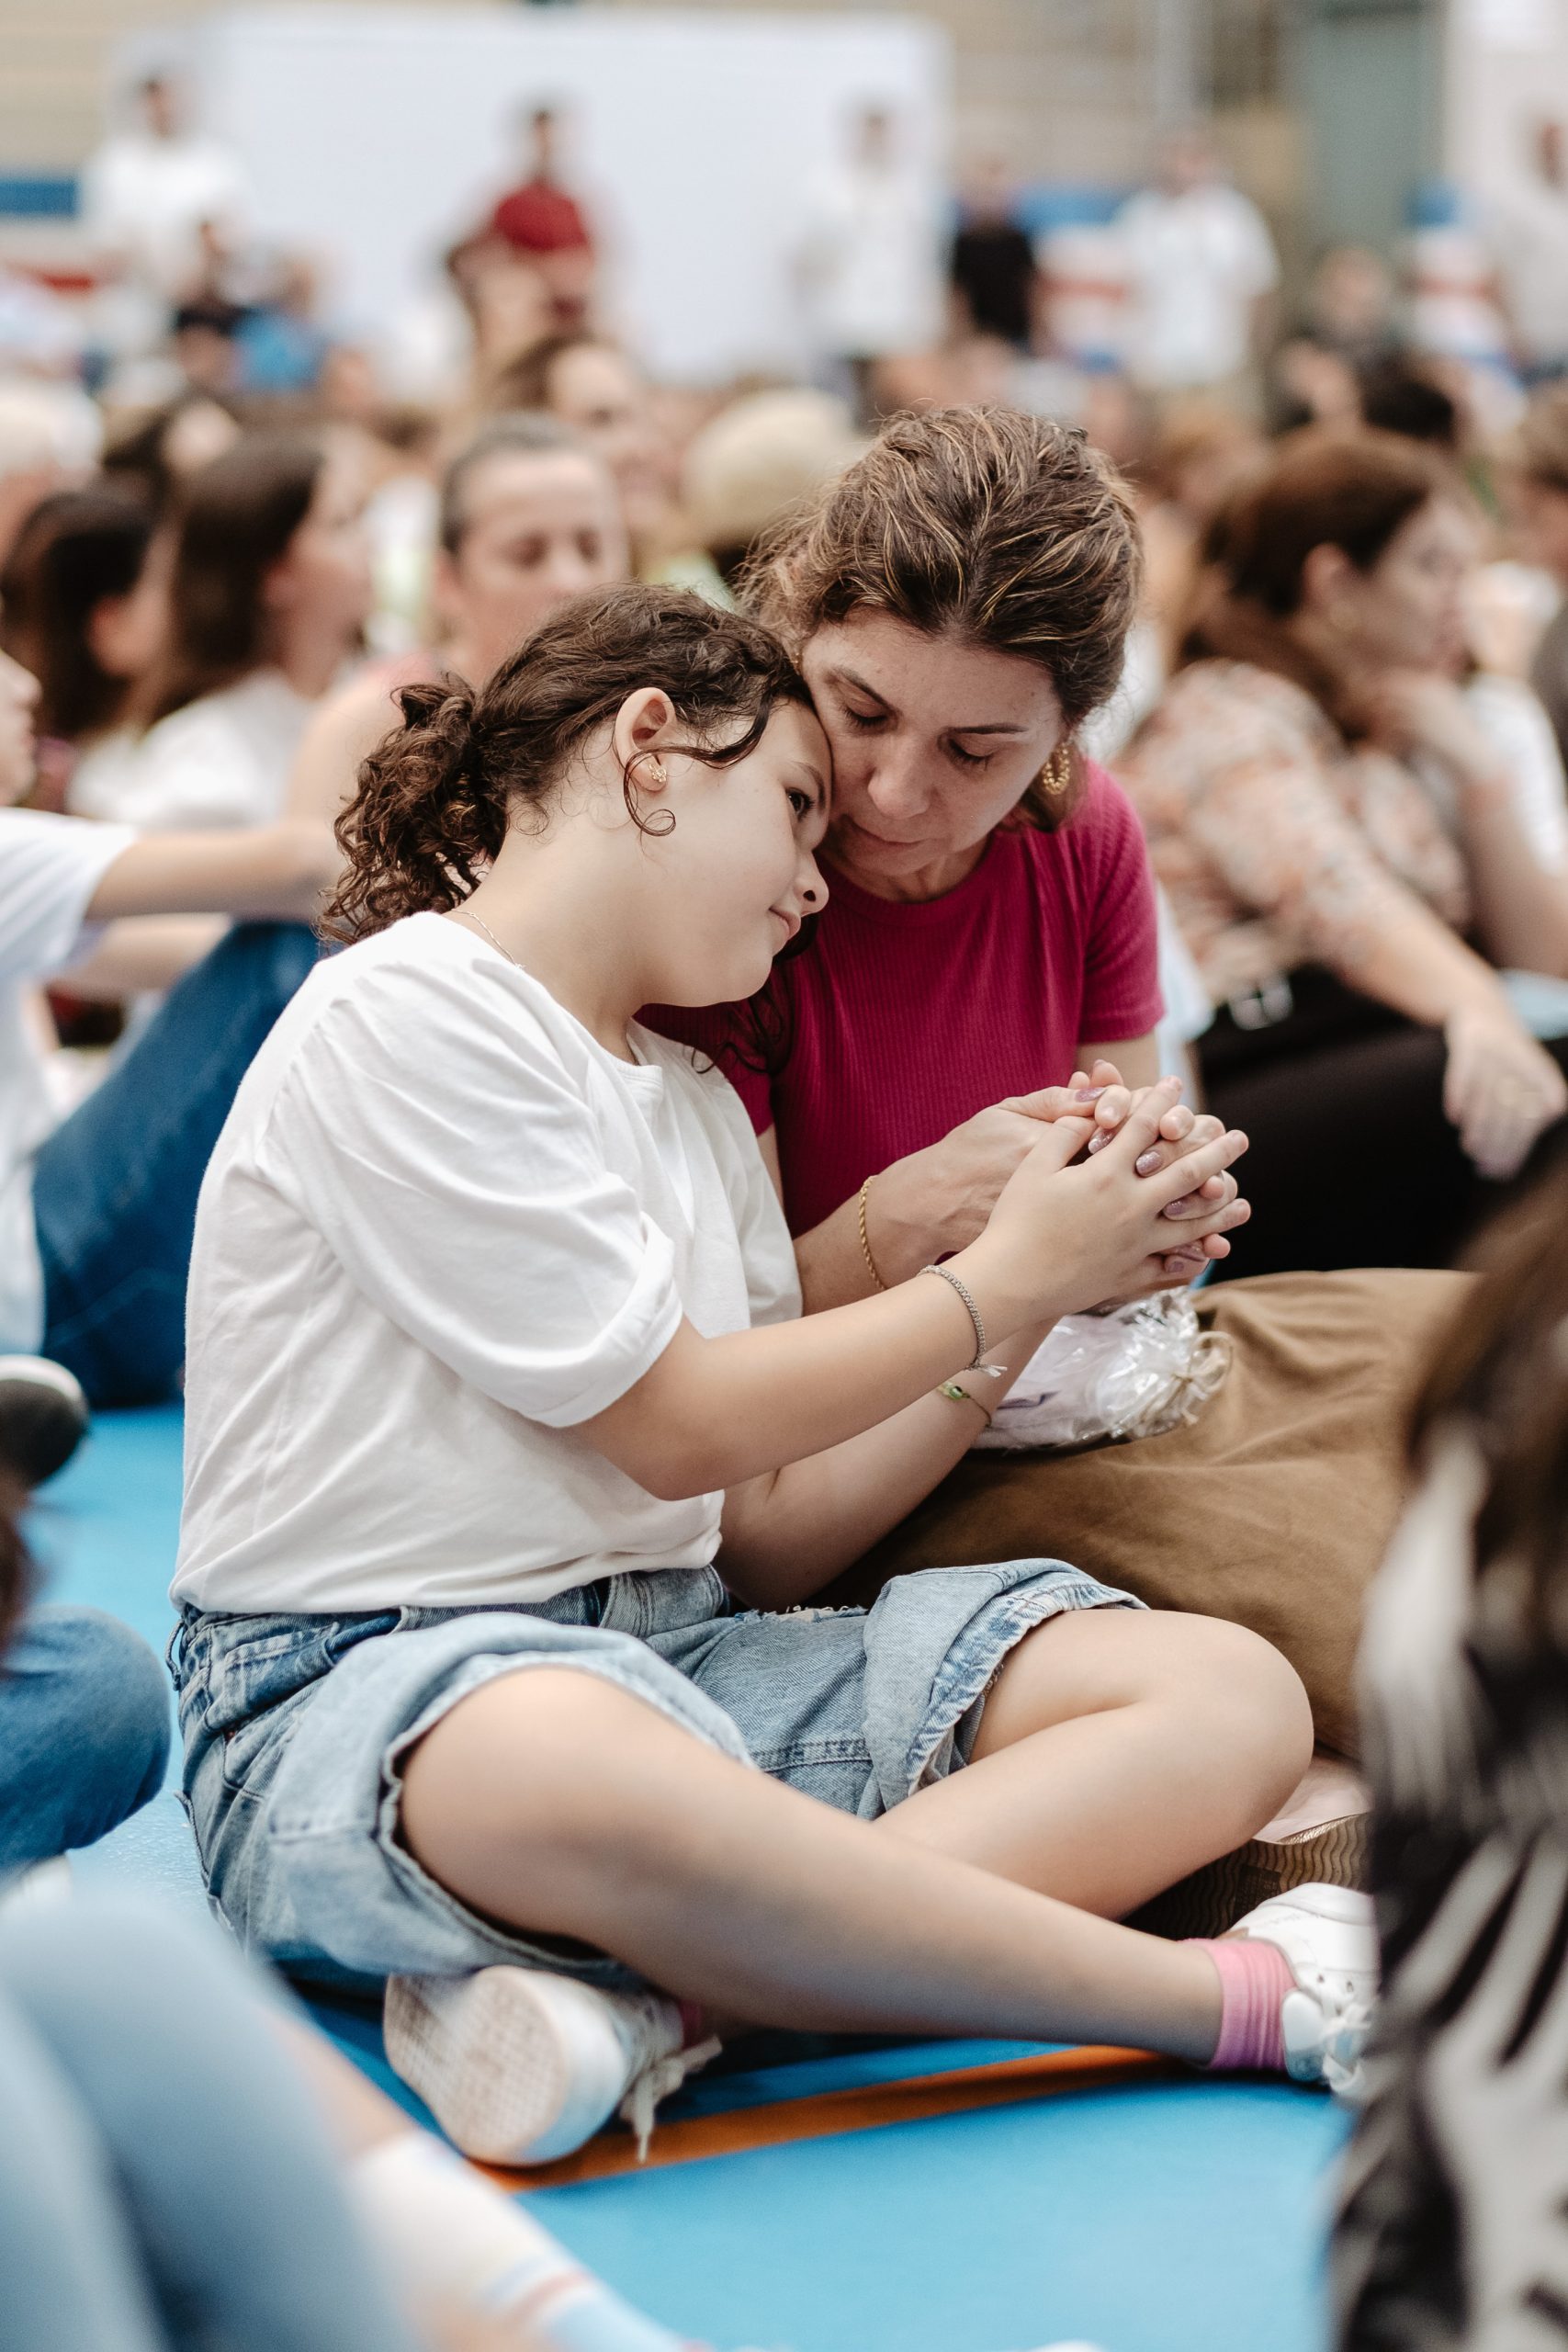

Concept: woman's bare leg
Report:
left=880, top=1611, right=1313, bottom=1917
left=398, top=1670, right=1224, bottom=2064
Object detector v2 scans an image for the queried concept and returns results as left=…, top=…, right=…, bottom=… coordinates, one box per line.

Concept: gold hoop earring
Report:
left=1038, top=743, right=1072, bottom=798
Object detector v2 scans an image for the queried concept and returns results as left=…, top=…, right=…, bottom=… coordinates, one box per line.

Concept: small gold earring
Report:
left=1038, top=743, right=1072, bottom=797
left=626, top=752, right=668, bottom=788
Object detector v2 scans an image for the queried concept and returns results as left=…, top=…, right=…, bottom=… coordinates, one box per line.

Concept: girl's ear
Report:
left=611, top=685, right=678, bottom=780
left=262, top=548, right=299, bottom=615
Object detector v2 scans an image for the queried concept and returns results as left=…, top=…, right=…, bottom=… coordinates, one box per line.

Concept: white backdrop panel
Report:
left=121, top=5, right=949, bottom=382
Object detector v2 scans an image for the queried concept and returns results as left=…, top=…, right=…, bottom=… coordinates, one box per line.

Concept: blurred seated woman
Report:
left=1122, top=428, right=1568, bottom=1275
left=654, top=407, right=1467, bottom=1761
left=287, top=413, right=628, bottom=822
left=70, top=430, right=371, bottom=832
left=0, top=483, right=164, bottom=812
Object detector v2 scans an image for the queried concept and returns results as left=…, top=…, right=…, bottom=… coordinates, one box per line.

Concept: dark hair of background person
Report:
left=130, top=430, right=323, bottom=730
left=437, top=411, right=588, bottom=556
left=0, top=486, right=153, bottom=741
left=1414, top=1157, right=1568, bottom=1642
left=103, top=393, right=240, bottom=519
left=1179, top=427, right=1453, bottom=725
left=483, top=331, right=604, bottom=418
left=744, top=404, right=1143, bottom=831
left=1358, top=356, right=1461, bottom=453
left=325, top=582, right=811, bottom=939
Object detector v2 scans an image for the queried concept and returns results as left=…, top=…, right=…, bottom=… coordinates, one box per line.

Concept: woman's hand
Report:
left=1360, top=670, right=1502, bottom=793
left=957, top=1078, right=1252, bottom=1327
left=1444, top=1005, right=1568, bottom=1179
left=1077, top=1059, right=1239, bottom=1279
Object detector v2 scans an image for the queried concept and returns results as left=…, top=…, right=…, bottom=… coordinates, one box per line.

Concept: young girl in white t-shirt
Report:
left=173, top=583, right=1376, bottom=2165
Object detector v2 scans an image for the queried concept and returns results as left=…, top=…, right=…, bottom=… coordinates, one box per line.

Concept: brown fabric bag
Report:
left=826, top=1268, right=1470, bottom=1758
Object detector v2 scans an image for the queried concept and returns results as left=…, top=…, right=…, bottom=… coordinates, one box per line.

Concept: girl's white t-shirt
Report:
left=173, top=913, right=801, bottom=1615
left=0, top=809, right=138, bottom=1352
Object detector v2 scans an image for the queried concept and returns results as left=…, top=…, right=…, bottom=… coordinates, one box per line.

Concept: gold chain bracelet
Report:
left=857, top=1174, right=887, bottom=1293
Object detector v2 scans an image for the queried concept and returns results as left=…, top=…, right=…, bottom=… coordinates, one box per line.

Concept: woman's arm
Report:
left=1368, top=673, right=1568, bottom=979
left=84, top=820, right=341, bottom=925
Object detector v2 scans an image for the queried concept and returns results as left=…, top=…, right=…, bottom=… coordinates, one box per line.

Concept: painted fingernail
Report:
left=1087, top=1127, right=1112, bottom=1152
left=1072, top=1087, right=1106, bottom=1102
left=1134, top=1148, right=1161, bottom=1174
left=1161, top=1195, right=1195, bottom=1217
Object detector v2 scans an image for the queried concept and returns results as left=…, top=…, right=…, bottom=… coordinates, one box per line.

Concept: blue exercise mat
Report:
left=32, top=1407, right=1349, bottom=2352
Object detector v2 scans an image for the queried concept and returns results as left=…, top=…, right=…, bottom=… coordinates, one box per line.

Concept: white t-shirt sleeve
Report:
left=0, top=808, right=139, bottom=985
left=697, top=1066, right=802, bottom=1329
left=265, top=958, right=684, bottom=1427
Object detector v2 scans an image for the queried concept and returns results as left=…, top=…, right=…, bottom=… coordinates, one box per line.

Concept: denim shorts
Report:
left=173, top=1557, right=1136, bottom=1996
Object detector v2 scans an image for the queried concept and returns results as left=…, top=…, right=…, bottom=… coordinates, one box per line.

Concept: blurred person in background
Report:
left=489, top=332, right=682, bottom=577
left=1123, top=428, right=1568, bottom=1275
left=1116, top=128, right=1280, bottom=406
left=0, top=643, right=335, bottom=1407
left=233, top=256, right=331, bottom=399
left=1488, top=116, right=1568, bottom=385
left=0, top=486, right=163, bottom=812
left=0, top=381, right=103, bottom=569
left=949, top=159, right=1039, bottom=352
left=487, top=102, right=598, bottom=336
left=73, top=431, right=371, bottom=831
left=1512, top=383, right=1568, bottom=768
left=1271, top=246, right=1397, bottom=434
left=81, top=74, right=249, bottom=374
left=288, top=413, right=626, bottom=824
left=102, top=390, right=240, bottom=517
left=680, top=387, right=862, bottom=596
left=1335, top=1160, right=1568, bottom=2349
left=1358, top=353, right=1463, bottom=453
left=797, top=104, right=943, bottom=424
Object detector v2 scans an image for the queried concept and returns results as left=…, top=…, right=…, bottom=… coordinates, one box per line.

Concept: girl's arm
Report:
left=716, top=1318, right=1052, bottom=1607
left=578, top=1089, right=1248, bottom=1506
left=84, top=820, right=341, bottom=925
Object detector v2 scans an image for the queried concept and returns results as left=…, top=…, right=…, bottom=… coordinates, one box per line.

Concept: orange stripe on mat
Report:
left=487, top=2045, right=1175, bottom=2188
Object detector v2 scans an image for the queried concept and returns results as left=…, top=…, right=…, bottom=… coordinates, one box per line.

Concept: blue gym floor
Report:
left=32, top=1407, right=1349, bottom=2352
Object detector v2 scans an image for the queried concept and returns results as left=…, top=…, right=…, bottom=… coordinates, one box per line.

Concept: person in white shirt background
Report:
left=80, top=74, right=250, bottom=377
left=797, top=105, right=944, bottom=423
left=1116, top=128, right=1280, bottom=404
left=70, top=429, right=372, bottom=832
left=0, top=638, right=337, bottom=1899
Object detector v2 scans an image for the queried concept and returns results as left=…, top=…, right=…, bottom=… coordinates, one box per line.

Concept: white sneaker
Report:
left=383, top=1966, right=719, bottom=2165
left=1227, top=1880, right=1379, bottom=2097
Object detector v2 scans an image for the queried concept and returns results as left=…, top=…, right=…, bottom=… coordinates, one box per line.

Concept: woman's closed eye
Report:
left=946, top=739, right=994, bottom=771
left=840, top=700, right=887, bottom=732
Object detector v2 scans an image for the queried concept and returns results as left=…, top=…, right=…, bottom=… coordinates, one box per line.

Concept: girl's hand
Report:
left=868, top=1081, right=1124, bottom=1261
left=1076, top=1061, right=1238, bottom=1278
left=1444, top=1006, right=1567, bottom=1179
left=960, top=1078, right=1251, bottom=1328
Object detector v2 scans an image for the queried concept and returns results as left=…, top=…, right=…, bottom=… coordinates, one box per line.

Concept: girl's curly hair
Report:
left=323, top=582, right=811, bottom=939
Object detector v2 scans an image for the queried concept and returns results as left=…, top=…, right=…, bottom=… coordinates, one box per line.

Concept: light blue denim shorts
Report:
left=173, top=1557, right=1136, bottom=1996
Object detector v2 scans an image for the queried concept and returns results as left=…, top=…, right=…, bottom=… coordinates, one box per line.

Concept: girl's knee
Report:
left=1162, top=1614, right=1314, bottom=1803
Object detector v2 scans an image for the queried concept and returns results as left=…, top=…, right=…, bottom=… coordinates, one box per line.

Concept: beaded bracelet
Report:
left=918, top=1263, right=1006, bottom=1376
left=938, top=1378, right=995, bottom=1427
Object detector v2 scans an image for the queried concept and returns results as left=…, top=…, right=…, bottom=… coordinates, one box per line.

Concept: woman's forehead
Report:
left=803, top=608, right=1058, bottom=729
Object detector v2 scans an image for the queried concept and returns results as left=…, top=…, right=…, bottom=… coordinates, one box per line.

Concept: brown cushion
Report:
left=825, top=1269, right=1471, bottom=1758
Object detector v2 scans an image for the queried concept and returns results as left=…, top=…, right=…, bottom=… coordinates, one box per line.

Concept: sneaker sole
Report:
left=384, top=1971, right=582, bottom=2165
left=1129, top=1814, right=1369, bottom=1942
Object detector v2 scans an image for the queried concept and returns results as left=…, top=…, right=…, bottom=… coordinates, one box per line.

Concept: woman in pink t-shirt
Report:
left=659, top=406, right=1467, bottom=1771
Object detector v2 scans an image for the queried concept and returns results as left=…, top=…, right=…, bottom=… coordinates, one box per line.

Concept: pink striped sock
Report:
left=1188, top=1935, right=1297, bottom=2073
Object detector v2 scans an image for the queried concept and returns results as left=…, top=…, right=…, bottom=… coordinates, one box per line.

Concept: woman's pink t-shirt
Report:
left=653, top=762, right=1163, bottom=1238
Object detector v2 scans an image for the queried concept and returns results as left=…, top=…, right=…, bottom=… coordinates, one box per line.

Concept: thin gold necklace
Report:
left=452, top=905, right=519, bottom=967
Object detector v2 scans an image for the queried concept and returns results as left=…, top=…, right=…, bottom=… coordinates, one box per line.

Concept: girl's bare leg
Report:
left=879, top=1610, right=1313, bottom=1917
left=398, top=1671, right=1224, bottom=2064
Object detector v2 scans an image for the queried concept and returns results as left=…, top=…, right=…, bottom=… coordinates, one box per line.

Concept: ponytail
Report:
left=324, top=677, right=511, bottom=940
left=324, top=583, right=810, bottom=940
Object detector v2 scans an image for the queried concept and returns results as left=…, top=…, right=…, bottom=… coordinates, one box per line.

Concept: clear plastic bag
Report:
left=974, top=1289, right=1231, bottom=1453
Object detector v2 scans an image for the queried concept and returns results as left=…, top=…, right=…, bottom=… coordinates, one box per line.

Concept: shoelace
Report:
left=619, top=2032, right=723, bottom=2159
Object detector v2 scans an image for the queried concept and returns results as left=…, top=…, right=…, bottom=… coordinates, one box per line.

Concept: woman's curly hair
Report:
left=323, top=582, right=811, bottom=939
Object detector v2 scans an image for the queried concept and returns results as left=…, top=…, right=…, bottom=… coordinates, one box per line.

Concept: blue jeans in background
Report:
left=0, top=1893, right=423, bottom=2352
left=33, top=921, right=321, bottom=1407
left=0, top=1606, right=170, bottom=1872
